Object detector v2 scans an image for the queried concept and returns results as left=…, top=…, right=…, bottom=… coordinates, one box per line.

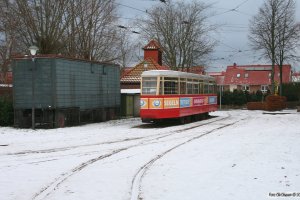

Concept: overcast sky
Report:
left=117, top=0, right=300, bottom=72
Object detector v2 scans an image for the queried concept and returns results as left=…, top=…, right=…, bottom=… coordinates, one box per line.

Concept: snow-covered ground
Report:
left=0, top=110, right=299, bottom=200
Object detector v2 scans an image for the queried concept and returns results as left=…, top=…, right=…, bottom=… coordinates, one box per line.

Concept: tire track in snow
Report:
left=31, top=115, right=232, bottom=200
left=130, top=116, right=248, bottom=200
left=4, top=115, right=229, bottom=157
left=32, top=148, right=128, bottom=200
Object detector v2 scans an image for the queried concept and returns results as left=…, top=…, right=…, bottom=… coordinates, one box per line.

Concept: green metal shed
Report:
left=13, top=56, right=120, bottom=128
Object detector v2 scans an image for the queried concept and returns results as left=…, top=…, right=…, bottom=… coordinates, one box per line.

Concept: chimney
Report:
left=143, top=39, right=162, bottom=66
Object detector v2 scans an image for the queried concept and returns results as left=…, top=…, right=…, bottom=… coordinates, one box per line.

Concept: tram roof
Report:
left=141, top=70, right=215, bottom=81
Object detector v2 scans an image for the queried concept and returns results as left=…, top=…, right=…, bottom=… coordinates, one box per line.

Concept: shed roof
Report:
left=12, top=54, right=119, bottom=66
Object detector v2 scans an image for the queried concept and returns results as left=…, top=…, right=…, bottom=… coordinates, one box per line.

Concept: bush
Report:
left=282, top=83, right=300, bottom=101
left=0, top=98, right=13, bottom=126
left=232, top=89, right=247, bottom=105
left=219, top=89, right=271, bottom=106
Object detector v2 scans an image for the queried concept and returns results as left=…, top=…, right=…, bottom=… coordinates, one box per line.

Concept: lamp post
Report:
left=29, top=45, right=39, bottom=129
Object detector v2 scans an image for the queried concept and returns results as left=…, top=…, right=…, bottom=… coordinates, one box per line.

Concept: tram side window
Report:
left=193, top=82, right=199, bottom=94
left=164, top=77, right=178, bottom=94
left=209, top=82, right=214, bottom=93
left=142, top=77, right=157, bottom=94
left=159, top=77, right=163, bottom=94
left=199, top=81, right=204, bottom=94
left=212, top=82, right=217, bottom=93
left=187, top=83, right=193, bottom=94
left=204, top=82, right=209, bottom=94
left=180, top=79, right=186, bottom=94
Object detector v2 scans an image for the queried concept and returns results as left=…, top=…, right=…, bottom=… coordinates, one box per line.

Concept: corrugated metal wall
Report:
left=55, top=59, right=120, bottom=109
left=13, top=57, right=120, bottom=128
left=13, top=58, right=54, bottom=109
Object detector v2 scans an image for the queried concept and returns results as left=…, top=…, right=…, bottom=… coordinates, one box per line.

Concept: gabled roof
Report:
left=120, top=57, right=169, bottom=83
left=224, top=64, right=291, bottom=85
left=207, top=71, right=225, bottom=85
left=143, top=39, right=161, bottom=50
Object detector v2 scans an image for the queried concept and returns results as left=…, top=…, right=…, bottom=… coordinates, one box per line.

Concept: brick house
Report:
left=120, top=39, right=168, bottom=90
left=292, top=72, right=300, bottom=82
left=120, top=39, right=168, bottom=117
left=207, top=71, right=225, bottom=86
left=221, top=63, right=292, bottom=93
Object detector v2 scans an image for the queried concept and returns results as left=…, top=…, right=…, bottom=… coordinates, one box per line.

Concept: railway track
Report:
left=130, top=116, right=248, bottom=200
left=5, top=115, right=227, bottom=156
left=30, top=114, right=238, bottom=200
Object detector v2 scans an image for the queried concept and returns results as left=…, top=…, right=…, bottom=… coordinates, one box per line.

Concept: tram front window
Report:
left=142, top=77, right=157, bottom=94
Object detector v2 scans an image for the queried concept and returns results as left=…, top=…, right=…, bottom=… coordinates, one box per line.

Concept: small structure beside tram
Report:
left=140, top=70, right=218, bottom=123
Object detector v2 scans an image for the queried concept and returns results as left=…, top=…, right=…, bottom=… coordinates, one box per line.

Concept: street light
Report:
left=29, top=45, right=39, bottom=129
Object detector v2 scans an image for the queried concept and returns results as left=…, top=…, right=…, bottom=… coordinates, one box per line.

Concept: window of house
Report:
left=261, top=85, right=269, bottom=93
left=244, top=73, right=249, bottom=78
left=242, top=85, right=250, bottom=92
left=268, top=73, right=271, bottom=78
left=237, top=73, right=241, bottom=78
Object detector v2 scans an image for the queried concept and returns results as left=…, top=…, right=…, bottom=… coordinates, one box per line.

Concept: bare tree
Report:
left=249, top=0, right=300, bottom=95
left=137, top=0, right=216, bottom=70
left=0, top=0, right=23, bottom=82
left=115, top=29, right=138, bottom=68
left=65, top=0, right=122, bottom=61
left=274, top=0, right=300, bottom=95
left=0, top=0, right=134, bottom=64
left=9, top=0, right=72, bottom=54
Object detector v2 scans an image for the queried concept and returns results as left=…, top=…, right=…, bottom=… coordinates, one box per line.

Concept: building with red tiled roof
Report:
left=292, top=72, right=300, bottom=82
left=120, top=57, right=168, bottom=89
left=207, top=71, right=225, bottom=86
left=120, top=39, right=169, bottom=117
left=120, top=39, right=169, bottom=90
left=143, top=39, right=163, bottom=66
left=223, top=63, right=292, bottom=93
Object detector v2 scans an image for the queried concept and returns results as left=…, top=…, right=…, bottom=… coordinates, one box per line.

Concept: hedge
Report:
left=282, top=83, right=300, bottom=101
left=0, top=98, right=13, bottom=126
left=218, top=89, right=270, bottom=106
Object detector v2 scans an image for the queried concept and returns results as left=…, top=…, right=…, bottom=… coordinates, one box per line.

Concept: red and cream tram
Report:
left=140, top=70, right=218, bottom=123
